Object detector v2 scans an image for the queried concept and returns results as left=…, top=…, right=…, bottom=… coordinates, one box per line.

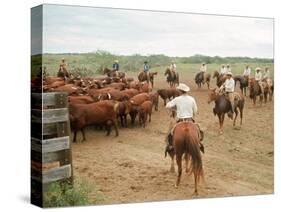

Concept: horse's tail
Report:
left=185, top=127, right=204, bottom=183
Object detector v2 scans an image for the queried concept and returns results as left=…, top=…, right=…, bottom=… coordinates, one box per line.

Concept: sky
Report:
left=32, top=4, right=274, bottom=58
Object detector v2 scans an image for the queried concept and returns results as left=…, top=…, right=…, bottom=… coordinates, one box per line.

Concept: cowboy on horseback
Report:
left=255, top=67, right=265, bottom=95
left=219, top=71, right=235, bottom=119
left=199, top=63, right=207, bottom=82
left=165, top=83, right=204, bottom=156
left=243, top=65, right=251, bottom=78
left=113, top=60, right=120, bottom=77
left=143, top=61, right=150, bottom=83
left=57, top=58, right=70, bottom=78
left=220, top=64, right=227, bottom=76
left=170, top=61, right=177, bottom=77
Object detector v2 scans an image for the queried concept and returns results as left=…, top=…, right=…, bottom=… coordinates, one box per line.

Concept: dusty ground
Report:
left=72, top=72, right=274, bottom=204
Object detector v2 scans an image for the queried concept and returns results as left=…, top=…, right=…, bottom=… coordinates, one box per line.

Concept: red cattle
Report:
left=68, top=95, right=94, bottom=104
left=139, top=82, right=150, bottom=93
left=129, top=93, right=150, bottom=125
left=138, top=101, right=153, bottom=128
left=69, top=100, right=119, bottom=142
left=157, top=88, right=180, bottom=105
left=149, top=92, right=159, bottom=111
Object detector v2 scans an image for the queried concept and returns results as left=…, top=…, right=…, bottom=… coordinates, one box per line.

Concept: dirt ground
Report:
left=71, top=72, right=274, bottom=204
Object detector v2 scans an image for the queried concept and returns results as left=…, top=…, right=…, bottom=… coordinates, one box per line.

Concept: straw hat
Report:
left=256, top=67, right=261, bottom=71
left=226, top=71, right=233, bottom=76
left=176, top=83, right=190, bottom=92
left=114, top=60, right=119, bottom=63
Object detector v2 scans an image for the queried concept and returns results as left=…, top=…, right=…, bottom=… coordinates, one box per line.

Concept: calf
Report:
left=157, top=88, right=180, bottom=105
left=116, top=100, right=132, bottom=127
left=149, top=92, right=159, bottom=111
left=69, top=100, right=119, bottom=142
left=129, top=93, right=150, bottom=125
left=138, top=101, right=153, bottom=128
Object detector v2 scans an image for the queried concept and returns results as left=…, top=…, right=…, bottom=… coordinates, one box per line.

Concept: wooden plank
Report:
left=31, top=136, right=70, bottom=153
left=31, top=164, right=72, bottom=184
left=31, top=108, right=69, bottom=124
left=31, top=160, right=60, bottom=171
left=31, top=150, right=71, bottom=164
left=43, top=123, right=57, bottom=135
left=32, top=92, right=68, bottom=107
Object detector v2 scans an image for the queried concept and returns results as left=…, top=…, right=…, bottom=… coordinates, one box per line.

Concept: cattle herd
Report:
left=33, top=72, right=182, bottom=143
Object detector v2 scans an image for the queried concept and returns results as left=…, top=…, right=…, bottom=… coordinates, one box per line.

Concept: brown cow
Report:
left=68, top=95, right=94, bottom=104
left=157, top=88, right=180, bottom=105
left=53, top=84, right=86, bottom=95
left=105, top=82, right=127, bottom=90
left=138, top=101, right=153, bottom=128
left=149, top=92, right=159, bottom=111
left=120, top=89, right=139, bottom=99
left=69, top=100, right=119, bottom=142
left=116, top=100, right=132, bottom=127
left=139, top=82, right=150, bottom=93
left=129, top=93, right=150, bottom=125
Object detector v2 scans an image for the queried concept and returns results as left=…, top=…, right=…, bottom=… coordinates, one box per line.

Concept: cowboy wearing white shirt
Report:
left=255, top=67, right=264, bottom=95
left=220, top=71, right=235, bottom=118
left=226, top=64, right=231, bottom=73
left=243, top=65, right=251, bottom=77
left=263, top=67, right=270, bottom=80
left=165, top=83, right=204, bottom=156
left=170, top=62, right=177, bottom=78
left=220, top=64, right=227, bottom=75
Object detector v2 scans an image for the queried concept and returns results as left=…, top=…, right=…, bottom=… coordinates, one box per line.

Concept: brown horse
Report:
left=164, top=68, right=179, bottom=87
left=138, top=71, right=158, bottom=88
left=171, top=122, right=204, bottom=195
left=233, top=75, right=249, bottom=96
left=103, top=67, right=126, bottom=78
left=195, top=72, right=211, bottom=89
left=208, top=88, right=244, bottom=134
left=248, top=78, right=269, bottom=106
left=212, top=70, right=227, bottom=87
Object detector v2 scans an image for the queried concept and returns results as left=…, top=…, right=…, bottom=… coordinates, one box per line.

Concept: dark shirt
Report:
left=113, top=63, right=119, bottom=71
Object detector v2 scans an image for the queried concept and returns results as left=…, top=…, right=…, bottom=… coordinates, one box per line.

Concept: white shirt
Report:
left=243, top=68, right=251, bottom=76
left=263, top=71, right=270, bottom=79
left=226, top=67, right=231, bottom=73
left=200, top=65, right=207, bottom=72
left=255, top=72, right=262, bottom=81
left=220, top=67, right=226, bottom=74
left=170, top=63, right=176, bottom=71
left=224, top=78, right=235, bottom=92
left=166, top=95, right=198, bottom=119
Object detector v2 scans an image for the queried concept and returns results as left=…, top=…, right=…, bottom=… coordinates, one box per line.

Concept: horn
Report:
left=98, top=94, right=101, bottom=100
left=107, top=93, right=111, bottom=100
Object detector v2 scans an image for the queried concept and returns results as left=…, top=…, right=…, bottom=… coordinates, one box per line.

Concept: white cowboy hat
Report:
left=176, top=83, right=190, bottom=92
left=255, top=67, right=261, bottom=71
left=226, top=71, right=233, bottom=76
left=114, top=60, right=119, bottom=63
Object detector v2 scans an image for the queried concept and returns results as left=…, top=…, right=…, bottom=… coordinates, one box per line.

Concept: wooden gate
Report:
left=31, top=92, right=73, bottom=207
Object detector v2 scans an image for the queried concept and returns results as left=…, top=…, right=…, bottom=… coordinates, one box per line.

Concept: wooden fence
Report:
left=31, top=92, right=73, bottom=207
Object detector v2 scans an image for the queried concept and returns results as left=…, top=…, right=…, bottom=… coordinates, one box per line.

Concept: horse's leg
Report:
left=239, top=106, right=243, bottom=127
left=73, top=131, right=77, bottom=143
left=233, top=108, right=238, bottom=127
left=193, top=171, right=199, bottom=196
left=185, top=154, right=190, bottom=173
left=218, top=114, right=223, bottom=134
left=170, top=152, right=175, bottom=173
left=175, top=154, right=183, bottom=188
left=81, top=128, right=86, bottom=142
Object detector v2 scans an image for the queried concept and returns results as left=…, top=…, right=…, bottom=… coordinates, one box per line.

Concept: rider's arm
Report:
left=166, top=98, right=176, bottom=109
left=192, top=99, right=198, bottom=116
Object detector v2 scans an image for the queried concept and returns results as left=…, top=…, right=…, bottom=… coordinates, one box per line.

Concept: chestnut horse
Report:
left=194, top=72, right=211, bottom=89
left=248, top=78, right=269, bottom=106
left=103, top=67, right=126, bottom=78
left=138, top=71, right=158, bottom=88
left=171, top=122, right=204, bottom=195
left=164, top=68, right=179, bottom=87
left=208, top=88, right=244, bottom=134
left=212, top=70, right=227, bottom=87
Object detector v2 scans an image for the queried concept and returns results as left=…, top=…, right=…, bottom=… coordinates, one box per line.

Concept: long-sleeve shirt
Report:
left=113, top=63, right=119, bottom=71
left=220, top=67, right=227, bottom=75
left=223, top=78, right=235, bottom=92
left=170, top=64, right=176, bottom=71
left=255, top=72, right=262, bottom=81
left=200, top=65, right=207, bottom=72
left=144, top=64, right=149, bottom=72
left=166, top=95, right=198, bottom=119
left=243, top=68, right=251, bottom=76
left=226, top=67, right=231, bottom=73
left=263, top=71, right=270, bottom=79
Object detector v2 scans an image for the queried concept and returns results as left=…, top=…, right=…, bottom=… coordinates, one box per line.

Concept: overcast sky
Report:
left=34, top=4, right=274, bottom=58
